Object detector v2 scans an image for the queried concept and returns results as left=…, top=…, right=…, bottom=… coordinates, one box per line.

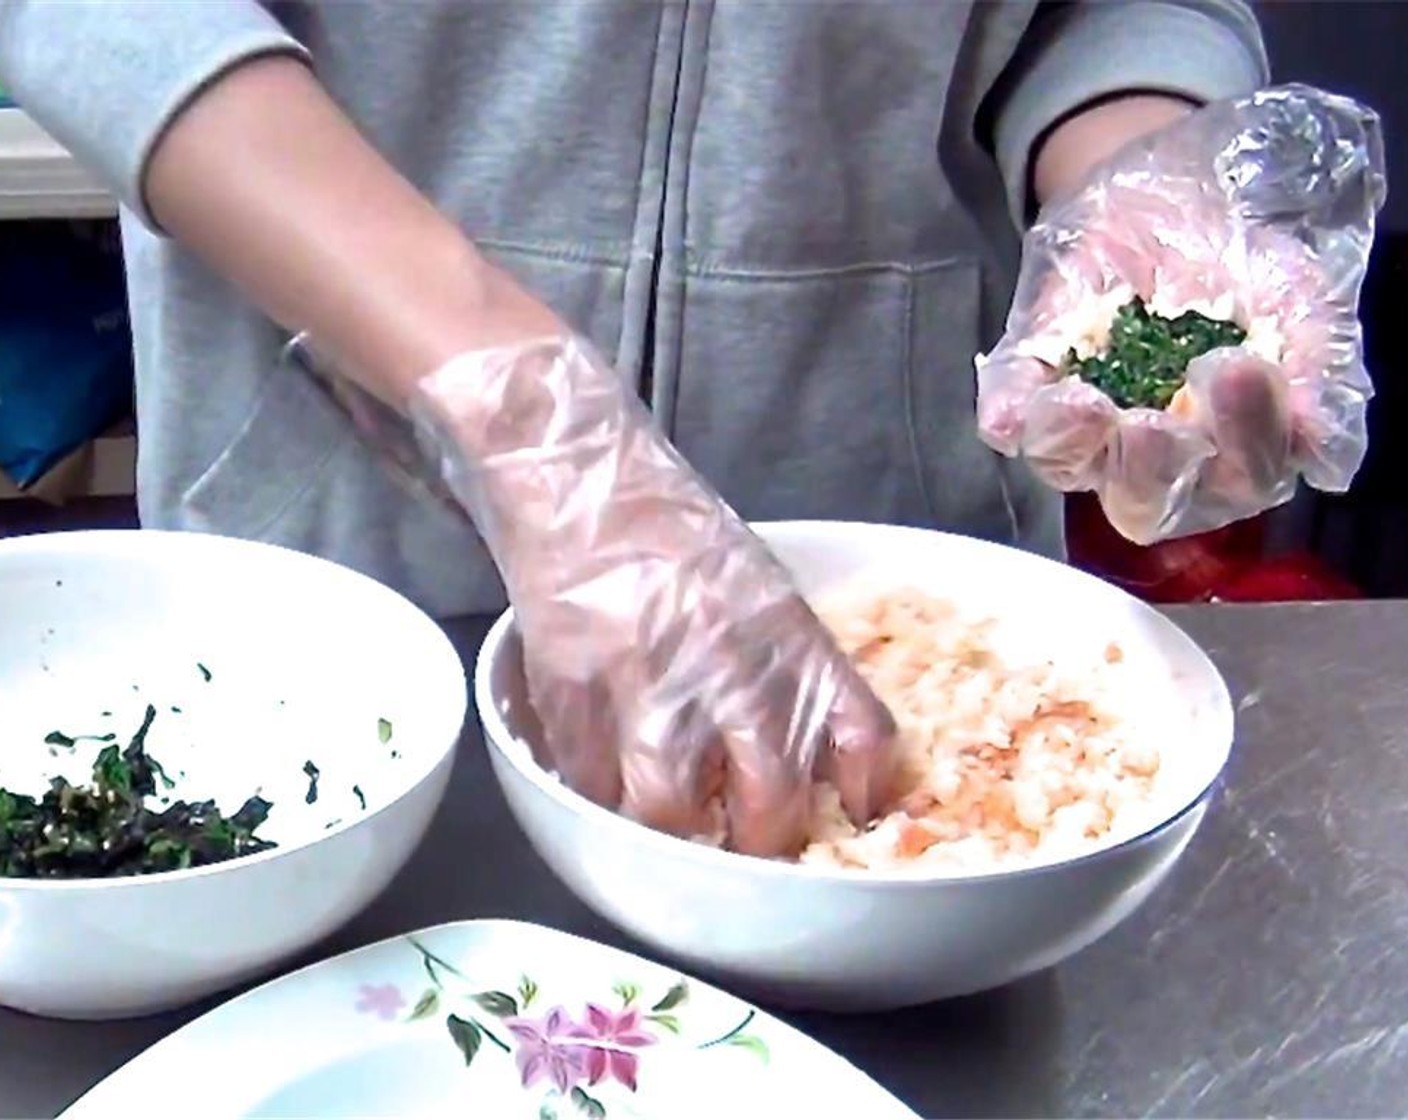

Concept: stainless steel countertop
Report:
left=3, top=602, right=1404, bottom=1118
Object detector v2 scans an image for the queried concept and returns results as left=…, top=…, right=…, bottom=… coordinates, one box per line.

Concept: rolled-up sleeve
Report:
left=991, top=0, right=1270, bottom=223
left=0, top=0, right=308, bottom=229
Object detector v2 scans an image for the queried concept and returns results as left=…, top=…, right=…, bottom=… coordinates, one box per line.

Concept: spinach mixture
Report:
left=1061, top=297, right=1247, bottom=410
left=0, top=705, right=275, bottom=880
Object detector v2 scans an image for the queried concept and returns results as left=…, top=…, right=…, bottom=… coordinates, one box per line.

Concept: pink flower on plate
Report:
left=354, top=982, right=405, bottom=1021
left=570, top=1003, right=657, bottom=1092
left=505, top=1007, right=590, bottom=1094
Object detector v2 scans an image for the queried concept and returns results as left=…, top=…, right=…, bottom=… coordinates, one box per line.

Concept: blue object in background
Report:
left=0, top=222, right=134, bottom=488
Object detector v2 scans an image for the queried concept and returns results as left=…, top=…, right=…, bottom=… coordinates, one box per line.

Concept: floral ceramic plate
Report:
left=59, top=920, right=920, bottom=1119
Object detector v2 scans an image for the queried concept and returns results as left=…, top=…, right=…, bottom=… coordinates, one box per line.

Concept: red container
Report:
left=1063, top=492, right=1362, bottom=603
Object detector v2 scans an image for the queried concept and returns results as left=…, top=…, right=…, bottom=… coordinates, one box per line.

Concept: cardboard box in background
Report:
left=1, top=87, right=133, bottom=509
left=0, top=418, right=136, bottom=504
left=0, top=215, right=134, bottom=501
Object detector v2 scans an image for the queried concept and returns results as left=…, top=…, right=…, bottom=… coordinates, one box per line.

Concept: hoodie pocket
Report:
left=181, top=243, right=632, bottom=544
left=668, top=256, right=1017, bottom=540
left=180, top=359, right=352, bottom=542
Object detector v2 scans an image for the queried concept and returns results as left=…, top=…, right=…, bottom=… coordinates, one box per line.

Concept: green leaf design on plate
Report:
left=727, top=1034, right=770, bottom=1062
left=519, top=975, right=539, bottom=1009
left=570, top=1087, right=607, bottom=1119
left=538, top=1103, right=559, bottom=1120
left=407, top=988, right=439, bottom=1021
left=612, top=981, right=641, bottom=1007
left=377, top=718, right=393, bottom=744
left=445, top=1014, right=482, bottom=1066
left=647, top=1013, right=681, bottom=1035
left=472, top=990, right=519, bottom=1018
left=698, top=1008, right=759, bottom=1051
left=650, top=980, right=689, bottom=1012
left=409, top=936, right=470, bottom=986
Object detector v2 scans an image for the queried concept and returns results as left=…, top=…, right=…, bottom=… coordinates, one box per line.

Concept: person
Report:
left=0, top=2, right=1364, bottom=857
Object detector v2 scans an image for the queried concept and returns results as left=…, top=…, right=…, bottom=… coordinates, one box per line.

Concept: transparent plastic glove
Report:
left=977, top=84, right=1386, bottom=544
left=289, top=333, right=898, bottom=858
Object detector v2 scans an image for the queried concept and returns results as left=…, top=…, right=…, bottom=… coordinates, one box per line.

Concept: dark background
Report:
left=1258, top=0, right=1408, bottom=595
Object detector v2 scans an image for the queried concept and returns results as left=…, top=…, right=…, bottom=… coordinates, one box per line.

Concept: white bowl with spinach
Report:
left=0, top=530, right=466, bottom=1019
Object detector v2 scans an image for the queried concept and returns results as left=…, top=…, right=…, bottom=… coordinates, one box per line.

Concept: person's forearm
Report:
left=145, top=55, right=560, bottom=407
left=1032, top=92, right=1197, bottom=208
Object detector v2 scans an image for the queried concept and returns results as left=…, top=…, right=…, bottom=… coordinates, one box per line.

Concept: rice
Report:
left=799, top=587, right=1161, bottom=873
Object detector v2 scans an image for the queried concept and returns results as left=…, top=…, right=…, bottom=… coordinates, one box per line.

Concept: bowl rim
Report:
left=473, top=519, right=1236, bottom=890
left=0, top=528, right=469, bottom=892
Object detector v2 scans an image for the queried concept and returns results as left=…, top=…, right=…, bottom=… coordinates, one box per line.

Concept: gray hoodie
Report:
left=0, top=0, right=1267, bottom=617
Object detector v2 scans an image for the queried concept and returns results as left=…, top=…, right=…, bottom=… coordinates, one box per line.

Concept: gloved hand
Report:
left=977, top=84, right=1386, bottom=545
left=295, top=330, right=898, bottom=858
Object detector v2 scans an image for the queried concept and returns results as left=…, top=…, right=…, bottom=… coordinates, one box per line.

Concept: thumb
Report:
left=1183, top=350, right=1296, bottom=511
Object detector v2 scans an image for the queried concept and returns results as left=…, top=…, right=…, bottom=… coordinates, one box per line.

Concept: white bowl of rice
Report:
left=475, top=521, right=1233, bottom=1011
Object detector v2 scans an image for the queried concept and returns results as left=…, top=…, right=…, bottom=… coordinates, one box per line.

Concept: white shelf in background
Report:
left=0, top=108, right=116, bottom=220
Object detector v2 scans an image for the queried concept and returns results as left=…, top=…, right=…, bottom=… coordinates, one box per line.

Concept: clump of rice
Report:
left=801, top=587, right=1160, bottom=873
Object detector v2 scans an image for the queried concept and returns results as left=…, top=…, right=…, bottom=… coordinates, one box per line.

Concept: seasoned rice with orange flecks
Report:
left=800, top=588, right=1160, bottom=872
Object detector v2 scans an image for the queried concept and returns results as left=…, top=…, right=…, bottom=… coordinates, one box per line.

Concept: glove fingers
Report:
left=720, top=719, right=814, bottom=858
left=526, top=667, right=624, bottom=813
left=1287, top=377, right=1372, bottom=492
left=617, top=697, right=727, bottom=841
left=708, top=598, right=830, bottom=857
left=716, top=636, right=901, bottom=855
left=1019, top=379, right=1120, bottom=491
left=1099, top=413, right=1215, bottom=543
left=1186, top=351, right=1296, bottom=512
left=976, top=353, right=1053, bottom=455
left=820, top=652, right=901, bottom=826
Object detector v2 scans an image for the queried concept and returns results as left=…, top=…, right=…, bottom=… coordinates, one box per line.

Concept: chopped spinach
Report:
left=1061, top=297, right=1246, bottom=410
left=352, top=784, right=367, bottom=811
left=196, top=662, right=213, bottom=683
left=43, top=731, right=116, bottom=749
left=0, top=705, right=275, bottom=879
left=148, top=755, right=177, bottom=791
left=302, top=760, right=321, bottom=805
